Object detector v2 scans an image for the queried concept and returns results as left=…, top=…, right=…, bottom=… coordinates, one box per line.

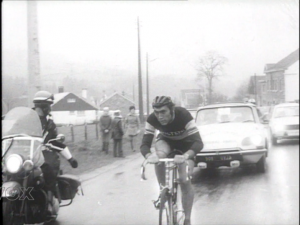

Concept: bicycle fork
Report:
left=153, top=162, right=173, bottom=210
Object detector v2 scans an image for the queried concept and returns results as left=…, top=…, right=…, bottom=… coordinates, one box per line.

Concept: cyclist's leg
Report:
left=177, top=159, right=195, bottom=225
left=154, top=139, right=171, bottom=187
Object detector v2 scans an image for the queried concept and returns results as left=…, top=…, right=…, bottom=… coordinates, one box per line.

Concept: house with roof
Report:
left=51, top=92, right=99, bottom=126
left=99, top=92, right=135, bottom=118
left=261, top=48, right=299, bottom=105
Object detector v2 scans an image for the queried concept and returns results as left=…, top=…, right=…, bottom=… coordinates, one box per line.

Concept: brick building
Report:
left=260, top=49, right=299, bottom=105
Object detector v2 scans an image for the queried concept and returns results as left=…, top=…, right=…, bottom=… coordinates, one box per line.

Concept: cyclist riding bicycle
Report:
left=140, top=96, right=204, bottom=225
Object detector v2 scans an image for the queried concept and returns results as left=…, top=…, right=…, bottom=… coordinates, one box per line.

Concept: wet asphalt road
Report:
left=50, top=139, right=299, bottom=225
left=192, top=139, right=299, bottom=225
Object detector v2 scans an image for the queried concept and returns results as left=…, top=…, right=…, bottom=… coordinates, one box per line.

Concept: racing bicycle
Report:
left=141, top=158, right=189, bottom=225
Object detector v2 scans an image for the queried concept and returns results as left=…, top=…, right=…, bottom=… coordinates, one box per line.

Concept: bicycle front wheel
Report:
left=159, top=188, right=174, bottom=225
left=173, top=183, right=185, bottom=225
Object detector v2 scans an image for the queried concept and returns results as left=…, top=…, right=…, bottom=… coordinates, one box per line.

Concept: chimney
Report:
left=58, top=86, right=64, bottom=93
left=82, top=88, right=87, bottom=99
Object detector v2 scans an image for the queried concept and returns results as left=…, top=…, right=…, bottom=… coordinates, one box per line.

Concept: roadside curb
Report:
left=78, top=153, right=143, bottom=183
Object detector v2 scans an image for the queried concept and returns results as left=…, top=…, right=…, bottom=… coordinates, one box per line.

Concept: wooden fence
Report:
left=57, top=122, right=146, bottom=143
left=57, top=123, right=100, bottom=142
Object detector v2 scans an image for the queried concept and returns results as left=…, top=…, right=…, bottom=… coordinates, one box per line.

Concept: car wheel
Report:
left=270, top=130, right=277, bottom=145
left=256, top=154, right=266, bottom=173
left=265, top=139, right=269, bottom=157
left=272, top=135, right=277, bottom=145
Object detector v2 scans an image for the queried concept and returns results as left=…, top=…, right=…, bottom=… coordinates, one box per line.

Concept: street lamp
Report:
left=146, top=53, right=158, bottom=117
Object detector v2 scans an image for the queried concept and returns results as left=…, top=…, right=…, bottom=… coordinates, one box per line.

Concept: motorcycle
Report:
left=2, top=107, right=83, bottom=225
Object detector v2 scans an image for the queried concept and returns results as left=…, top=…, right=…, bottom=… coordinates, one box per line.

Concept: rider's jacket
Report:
left=140, top=106, right=203, bottom=157
left=40, top=114, right=58, bottom=144
left=32, top=108, right=66, bottom=151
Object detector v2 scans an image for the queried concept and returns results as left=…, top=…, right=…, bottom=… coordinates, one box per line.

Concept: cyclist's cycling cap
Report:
left=33, top=90, right=54, bottom=104
left=152, top=96, right=173, bottom=108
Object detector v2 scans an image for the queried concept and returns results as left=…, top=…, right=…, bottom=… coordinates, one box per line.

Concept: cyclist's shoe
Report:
left=183, top=219, right=191, bottom=225
left=152, top=198, right=161, bottom=209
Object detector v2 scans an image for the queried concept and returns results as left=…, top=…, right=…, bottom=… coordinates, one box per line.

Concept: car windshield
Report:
left=273, top=106, right=299, bottom=118
left=196, top=106, right=255, bottom=126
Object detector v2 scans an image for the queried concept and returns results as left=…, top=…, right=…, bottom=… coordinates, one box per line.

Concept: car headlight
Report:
left=5, top=154, right=23, bottom=173
left=241, top=135, right=264, bottom=147
left=273, top=124, right=285, bottom=131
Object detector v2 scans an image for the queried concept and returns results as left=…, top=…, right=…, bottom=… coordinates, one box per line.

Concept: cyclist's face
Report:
left=153, top=106, right=172, bottom=125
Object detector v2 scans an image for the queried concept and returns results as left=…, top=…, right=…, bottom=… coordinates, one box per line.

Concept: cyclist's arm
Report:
left=140, top=122, right=156, bottom=158
left=185, top=132, right=204, bottom=158
left=183, top=119, right=204, bottom=159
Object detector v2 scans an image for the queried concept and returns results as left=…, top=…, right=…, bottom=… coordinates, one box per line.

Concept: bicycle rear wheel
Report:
left=159, top=188, right=174, bottom=225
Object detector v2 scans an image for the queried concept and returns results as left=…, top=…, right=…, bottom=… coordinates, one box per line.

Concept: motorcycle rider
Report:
left=32, top=90, right=78, bottom=216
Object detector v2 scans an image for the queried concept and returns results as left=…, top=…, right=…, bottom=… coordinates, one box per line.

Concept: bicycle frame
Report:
left=141, top=158, right=187, bottom=224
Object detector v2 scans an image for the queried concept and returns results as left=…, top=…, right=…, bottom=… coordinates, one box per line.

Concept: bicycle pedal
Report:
left=152, top=199, right=160, bottom=209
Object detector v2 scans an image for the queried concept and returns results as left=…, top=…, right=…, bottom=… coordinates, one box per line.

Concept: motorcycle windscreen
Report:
left=2, top=138, right=45, bottom=168
left=2, top=107, right=43, bottom=138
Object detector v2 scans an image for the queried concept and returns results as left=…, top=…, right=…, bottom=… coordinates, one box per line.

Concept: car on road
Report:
left=194, top=102, right=269, bottom=173
left=187, top=108, right=198, bottom=120
left=266, top=102, right=299, bottom=145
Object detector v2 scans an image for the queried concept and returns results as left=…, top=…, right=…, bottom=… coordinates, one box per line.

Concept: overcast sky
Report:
left=2, top=0, right=299, bottom=97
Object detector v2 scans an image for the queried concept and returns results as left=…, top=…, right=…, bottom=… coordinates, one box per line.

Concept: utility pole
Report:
left=27, top=0, right=41, bottom=107
left=145, top=54, right=158, bottom=117
left=254, top=73, right=257, bottom=103
left=137, top=17, right=144, bottom=122
left=146, top=53, right=149, bottom=117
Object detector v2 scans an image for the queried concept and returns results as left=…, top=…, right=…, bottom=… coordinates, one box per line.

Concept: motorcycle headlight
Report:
left=241, top=135, right=264, bottom=148
left=5, top=154, right=23, bottom=173
left=274, top=124, right=285, bottom=131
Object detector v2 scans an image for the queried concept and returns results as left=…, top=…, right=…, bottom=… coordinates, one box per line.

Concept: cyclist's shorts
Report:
left=156, top=134, right=194, bottom=158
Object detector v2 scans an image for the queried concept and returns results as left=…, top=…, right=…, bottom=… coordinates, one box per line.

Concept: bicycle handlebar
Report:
left=140, top=158, right=190, bottom=181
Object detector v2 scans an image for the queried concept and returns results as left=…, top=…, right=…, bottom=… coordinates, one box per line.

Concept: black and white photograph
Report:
left=2, top=0, right=299, bottom=224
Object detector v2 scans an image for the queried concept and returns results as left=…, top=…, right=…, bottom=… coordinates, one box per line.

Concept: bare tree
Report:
left=196, top=51, right=228, bottom=104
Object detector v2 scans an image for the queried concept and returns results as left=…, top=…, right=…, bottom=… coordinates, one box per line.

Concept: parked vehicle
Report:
left=285, top=73, right=299, bottom=102
left=265, top=103, right=299, bottom=145
left=2, top=107, right=82, bottom=225
left=194, top=102, right=269, bottom=173
left=187, top=108, right=198, bottom=120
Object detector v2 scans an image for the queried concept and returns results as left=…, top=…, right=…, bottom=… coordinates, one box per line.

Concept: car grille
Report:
left=285, top=124, right=299, bottom=130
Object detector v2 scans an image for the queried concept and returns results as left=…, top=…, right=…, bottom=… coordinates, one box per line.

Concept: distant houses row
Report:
left=2, top=91, right=136, bottom=126
left=247, top=48, right=299, bottom=106
left=52, top=92, right=136, bottom=126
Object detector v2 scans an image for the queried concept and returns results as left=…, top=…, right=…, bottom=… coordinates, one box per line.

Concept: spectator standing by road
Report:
left=99, top=107, right=112, bottom=154
left=111, top=110, right=124, bottom=158
left=124, top=106, right=140, bottom=152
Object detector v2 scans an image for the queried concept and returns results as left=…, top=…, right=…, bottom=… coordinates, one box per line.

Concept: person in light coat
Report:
left=124, top=106, right=140, bottom=152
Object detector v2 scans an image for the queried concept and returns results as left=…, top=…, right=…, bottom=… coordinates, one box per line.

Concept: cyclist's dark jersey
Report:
left=140, top=106, right=203, bottom=157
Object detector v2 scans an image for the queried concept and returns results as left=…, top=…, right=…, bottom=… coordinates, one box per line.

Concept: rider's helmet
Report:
left=152, top=96, right=175, bottom=110
left=33, top=91, right=54, bottom=104
left=33, top=91, right=54, bottom=116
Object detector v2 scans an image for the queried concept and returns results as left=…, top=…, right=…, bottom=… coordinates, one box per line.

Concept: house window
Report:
left=273, top=79, right=277, bottom=90
left=69, top=111, right=75, bottom=115
left=67, top=98, right=76, bottom=103
left=77, top=111, right=85, bottom=117
left=261, top=84, right=266, bottom=93
left=279, top=79, right=284, bottom=91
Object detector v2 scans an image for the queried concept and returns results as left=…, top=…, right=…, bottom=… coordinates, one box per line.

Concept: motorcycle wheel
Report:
left=3, top=200, right=15, bottom=225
